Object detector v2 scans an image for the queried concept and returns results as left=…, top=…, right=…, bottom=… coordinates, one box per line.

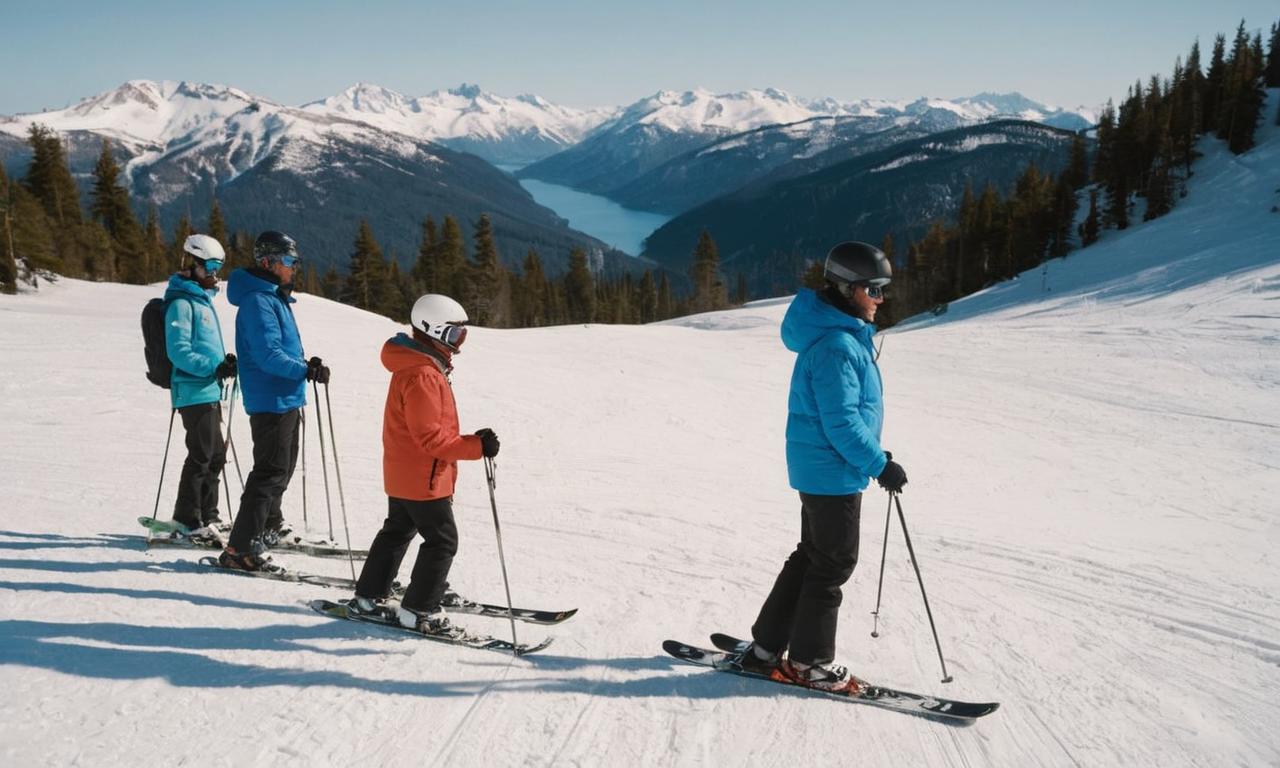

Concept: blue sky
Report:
left=3, top=1, right=1276, bottom=114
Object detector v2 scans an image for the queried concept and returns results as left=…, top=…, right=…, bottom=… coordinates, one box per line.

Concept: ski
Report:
left=310, top=598, right=552, bottom=656
left=662, top=635, right=998, bottom=721
left=195, top=556, right=575, bottom=625
left=197, top=555, right=357, bottom=590
left=140, top=516, right=368, bottom=559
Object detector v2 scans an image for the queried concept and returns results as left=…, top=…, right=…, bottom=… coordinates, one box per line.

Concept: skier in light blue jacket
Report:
left=164, top=234, right=237, bottom=537
left=740, top=241, right=909, bottom=693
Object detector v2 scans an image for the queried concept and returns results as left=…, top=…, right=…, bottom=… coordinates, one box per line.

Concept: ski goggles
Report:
left=201, top=258, right=224, bottom=273
left=863, top=284, right=885, bottom=300
left=440, top=323, right=468, bottom=348
left=278, top=254, right=302, bottom=268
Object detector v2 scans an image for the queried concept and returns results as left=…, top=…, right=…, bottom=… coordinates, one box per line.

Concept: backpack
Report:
left=142, top=297, right=173, bottom=388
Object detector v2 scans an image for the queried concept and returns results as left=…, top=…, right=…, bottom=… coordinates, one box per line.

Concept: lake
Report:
left=504, top=169, right=672, bottom=257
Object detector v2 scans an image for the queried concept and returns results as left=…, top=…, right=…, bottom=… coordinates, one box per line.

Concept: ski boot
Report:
left=218, top=546, right=275, bottom=573
left=734, top=642, right=781, bottom=675
left=776, top=658, right=863, bottom=694
left=397, top=605, right=466, bottom=639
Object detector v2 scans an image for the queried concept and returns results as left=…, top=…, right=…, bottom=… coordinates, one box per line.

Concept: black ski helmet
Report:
left=254, top=231, right=298, bottom=263
left=824, top=241, right=891, bottom=287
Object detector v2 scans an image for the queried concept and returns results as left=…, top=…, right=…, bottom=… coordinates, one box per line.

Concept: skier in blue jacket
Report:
left=220, top=231, right=329, bottom=571
left=164, top=234, right=237, bottom=539
left=740, top=241, right=908, bottom=693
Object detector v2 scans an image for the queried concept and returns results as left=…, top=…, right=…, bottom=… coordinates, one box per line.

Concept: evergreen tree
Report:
left=321, top=266, right=342, bottom=300
left=1064, top=133, right=1090, bottom=189
left=226, top=230, right=254, bottom=273
left=89, top=138, right=146, bottom=283
left=0, top=164, right=17, bottom=293
left=468, top=213, right=508, bottom=325
left=5, top=183, right=59, bottom=277
left=207, top=199, right=229, bottom=250
left=656, top=272, right=674, bottom=319
left=1080, top=188, right=1101, bottom=247
left=801, top=259, right=825, bottom=289
left=637, top=270, right=658, bottom=323
left=1219, top=21, right=1265, bottom=153
left=412, top=215, right=440, bottom=293
left=142, top=205, right=166, bottom=282
left=169, top=216, right=194, bottom=273
left=343, top=219, right=387, bottom=312
left=23, top=124, right=82, bottom=228
left=564, top=247, right=596, bottom=323
left=518, top=248, right=548, bottom=326
left=438, top=215, right=467, bottom=300
left=1266, top=20, right=1280, bottom=87
left=1204, top=34, right=1228, bottom=133
left=385, top=259, right=413, bottom=321
left=688, top=229, right=726, bottom=313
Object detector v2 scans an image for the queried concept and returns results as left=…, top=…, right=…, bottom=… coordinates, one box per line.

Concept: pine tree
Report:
left=169, top=216, right=194, bottom=273
left=656, top=272, right=673, bottom=320
left=468, top=213, right=508, bottom=325
left=1064, top=133, right=1089, bottom=189
left=344, top=219, right=386, bottom=312
left=412, top=215, right=440, bottom=293
left=207, top=199, right=228, bottom=250
left=23, top=124, right=83, bottom=228
left=0, top=164, right=17, bottom=293
left=438, top=215, right=467, bottom=300
left=143, top=205, right=166, bottom=282
left=5, top=183, right=59, bottom=277
left=518, top=248, right=548, bottom=326
left=1219, top=21, right=1265, bottom=153
left=1266, top=21, right=1280, bottom=87
left=564, top=247, right=596, bottom=323
left=1080, top=188, right=1101, bottom=247
left=1205, top=34, right=1228, bottom=134
left=688, top=229, right=726, bottom=313
left=321, top=266, right=342, bottom=300
left=637, top=270, right=658, bottom=323
left=89, top=138, right=146, bottom=283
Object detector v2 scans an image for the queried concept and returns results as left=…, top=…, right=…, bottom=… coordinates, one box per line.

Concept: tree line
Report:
left=850, top=17, right=1279, bottom=327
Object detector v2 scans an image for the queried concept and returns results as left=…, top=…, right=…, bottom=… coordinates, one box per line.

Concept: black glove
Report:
left=884, top=450, right=892, bottom=462
left=877, top=459, right=908, bottom=493
left=475, top=428, right=500, bottom=458
left=214, top=353, right=237, bottom=381
left=305, top=356, right=330, bottom=384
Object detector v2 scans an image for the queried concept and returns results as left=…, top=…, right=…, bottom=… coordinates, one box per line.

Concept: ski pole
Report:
left=322, top=381, right=358, bottom=583
left=869, top=493, right=893, bottom=638
left=312, top=380, right=336, bottom=543
left=484, top=456, right=519, bottom=652
left=225, top=378, right=245, bottom=490
left=300, top=406, right=308, bottom=531
left=150, top=409, right=177, bottom=520
left=893, top=492, right=953, bottom=683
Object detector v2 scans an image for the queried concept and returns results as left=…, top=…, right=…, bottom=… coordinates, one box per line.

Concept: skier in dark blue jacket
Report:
left=219, top=231, right=329, bottom=571
left=740, top=241, right=909, bottom=693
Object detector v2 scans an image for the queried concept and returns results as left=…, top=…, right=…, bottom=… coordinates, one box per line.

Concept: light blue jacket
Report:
left=226, top=268, right=308, bottom=415
left=782, top=289, right=888, bottom=495
left=164, top=274, right=226, bottom=409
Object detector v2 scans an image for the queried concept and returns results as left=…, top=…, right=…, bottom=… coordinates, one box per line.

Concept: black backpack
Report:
left=142, top=297, right=173, bottom=388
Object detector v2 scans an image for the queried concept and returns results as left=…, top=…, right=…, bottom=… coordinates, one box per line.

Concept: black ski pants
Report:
left=228, top=409, right=300, bottom=552
left=173, top=402, right=227, bottom=528
left=751, top=492, right=861, bottom=665
left=355, top=496, right=458, bottom=613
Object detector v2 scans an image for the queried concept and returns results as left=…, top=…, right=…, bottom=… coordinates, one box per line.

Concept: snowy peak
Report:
left=612, top=87, right=819, bottom=135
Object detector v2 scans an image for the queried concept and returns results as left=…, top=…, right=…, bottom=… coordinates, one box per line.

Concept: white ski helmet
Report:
left=183, top=234, right=226, bottom=268
left=411, top=294, right=469, bottom=352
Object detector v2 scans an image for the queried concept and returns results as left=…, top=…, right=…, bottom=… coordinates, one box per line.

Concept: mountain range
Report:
left=0, top=80, right=1097, bottom=279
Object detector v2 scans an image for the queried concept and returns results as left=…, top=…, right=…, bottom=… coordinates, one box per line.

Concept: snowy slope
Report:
left=0, top=103, right=1277, bottom=766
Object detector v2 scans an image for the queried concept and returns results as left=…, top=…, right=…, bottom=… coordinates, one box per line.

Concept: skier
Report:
left=163, top=234, right=237, bottom=541
left=219, top=231, right=328, bottom=571
left=738, top=241, right=909, bottom=692
left=349, top=294, right=499, bottom=635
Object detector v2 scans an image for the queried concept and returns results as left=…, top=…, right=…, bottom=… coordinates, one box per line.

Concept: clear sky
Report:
left=3, top=1, right=1276, bottom=114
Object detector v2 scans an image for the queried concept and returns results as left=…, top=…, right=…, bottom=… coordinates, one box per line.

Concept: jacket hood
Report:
left=382, top=333, right=450, bottom=374
left=226, top=267, right=290, bottom=306
left=164, top=273, right=216, bottom=302
left=781, top=288, right=875, bottom=353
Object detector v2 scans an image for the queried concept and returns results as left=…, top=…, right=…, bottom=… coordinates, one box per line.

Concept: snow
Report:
left=300, top=83, right=617, bottom=146
left=0, top=95, right=1277, bottom=766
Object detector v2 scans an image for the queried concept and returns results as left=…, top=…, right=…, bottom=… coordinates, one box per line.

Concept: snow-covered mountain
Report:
left=519, top=88, right=1094, bottom=199
left=0, top=94, right=1275, bottom=766
left=0, top=80, right=637, bottom=269
left=301, top=83, right=618, bottom=165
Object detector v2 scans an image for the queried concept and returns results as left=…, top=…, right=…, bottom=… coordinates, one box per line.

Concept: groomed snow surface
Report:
left=1, top=102, right=1277, bottom=766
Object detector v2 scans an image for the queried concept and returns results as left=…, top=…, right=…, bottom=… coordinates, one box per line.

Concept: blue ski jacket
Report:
left=781, top=289, right=888, bottom=495
left=163, top=274, right=226, bottom=409
left=226, top=268, right=307, bottom=415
